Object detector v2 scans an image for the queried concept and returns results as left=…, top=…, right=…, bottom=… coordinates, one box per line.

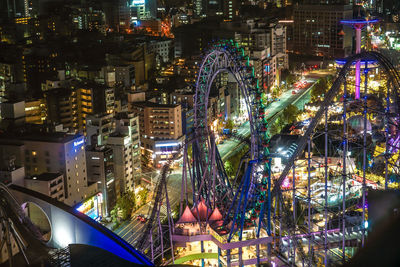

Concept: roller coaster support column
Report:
left=384, top=80, right=390, bottom=190
left=354, top=24, right=362, bottom=99
left=342, top=79, right=348, bottom=264
left=340, top=19, right=378, bottom=99
left=201, top=241, right=205, bottom=267
left=324, top=106, right=329, bottom=267
left=292, top=164, right=296, bottom=262
left=362, top=62, right=369, bottom=247
left=218, top=247, right=222, bottom=267
left=307, top=136, right=312, bottom=265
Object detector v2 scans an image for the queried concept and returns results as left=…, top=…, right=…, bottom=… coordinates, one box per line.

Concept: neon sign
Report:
left=131, top=0, right=145, bottom=6
left=74, top=139, right=84, bottom=147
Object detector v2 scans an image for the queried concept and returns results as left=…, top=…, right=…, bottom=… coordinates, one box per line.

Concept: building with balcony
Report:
left=24, top=172, right=65, bottom=202
left=86, top=146, right=116, bottom=216
left=86, top=113, right=115, bottom=147
left=130, top=101, right=183, bottom=167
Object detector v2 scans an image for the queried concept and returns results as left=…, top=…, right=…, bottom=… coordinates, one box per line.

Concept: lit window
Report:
left=32, top=151, right=37, bottom=156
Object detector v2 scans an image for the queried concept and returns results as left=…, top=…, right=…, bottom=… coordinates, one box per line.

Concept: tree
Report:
left=311, top=78, right=328, bottom=102
left=281, top=104, right=300, bottom=124
left=116, top=191, right=136, bottom=220
left=224, top=161, right=234, bottom=178
left=187, top=144, right=193, bottom=161
left=225, top=119, right=235, bottom=131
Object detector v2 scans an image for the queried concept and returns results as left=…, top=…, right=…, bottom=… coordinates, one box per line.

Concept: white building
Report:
left=24, top=173, right=65, bottom=202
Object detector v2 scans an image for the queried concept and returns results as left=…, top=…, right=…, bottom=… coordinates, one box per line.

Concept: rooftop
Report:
left=27, top=173, right=62, bottom=181
left=131, top=101, right=180, bottom=109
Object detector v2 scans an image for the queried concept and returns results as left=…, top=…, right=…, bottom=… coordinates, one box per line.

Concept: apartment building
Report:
left=130, top=102, right=183, bottom=167
left=24, top=173, right=65, bottom=202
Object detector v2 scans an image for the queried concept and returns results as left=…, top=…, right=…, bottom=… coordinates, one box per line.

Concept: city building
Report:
left=86, top=146, right=116, bottom=216
left=0, top=133, right=97, bottom=206
left=293, top=3, right=353, bottom=58
left=44, top=87, right=77, bottom=132
left=24, top=173, right=65, bottom=202
left=0, top=166, right=25, bottom=186
left=115, top=112, right=141, bottom=176
left=107, top=133, right=136, bottom=195
left=25, top=99, right=46, bottom=125
left=86, top=113, right=115, bottom=147
left=130, top=102, right=183, bottom=167
left=74, top=82, right=115, bottom=132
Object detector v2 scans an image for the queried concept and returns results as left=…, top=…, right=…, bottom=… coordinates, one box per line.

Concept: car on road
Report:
left=292, top=90, right=296, bottom=94
left=137, top=214, right=148, bottom=223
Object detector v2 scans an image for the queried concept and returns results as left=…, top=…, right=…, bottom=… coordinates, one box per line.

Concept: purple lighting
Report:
left=339, top=18, right=378, bottom=99
left=340, top=19, right=379, bottom=25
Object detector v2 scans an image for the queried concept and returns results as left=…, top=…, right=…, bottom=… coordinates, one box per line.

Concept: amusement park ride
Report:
left=134, top=35, right=400, bottom=266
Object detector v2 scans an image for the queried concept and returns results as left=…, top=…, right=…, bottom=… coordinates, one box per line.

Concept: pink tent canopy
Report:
left=191, top=199, right=212, bottom=221
left=177, top=206, right=197, bottom=224
left=209, top=207, right=223, bottom=221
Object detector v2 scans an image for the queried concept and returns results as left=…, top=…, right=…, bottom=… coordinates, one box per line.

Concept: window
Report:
left=76, top=172, right=79, bottom=177
left=32, top=151, right=37, bottom=156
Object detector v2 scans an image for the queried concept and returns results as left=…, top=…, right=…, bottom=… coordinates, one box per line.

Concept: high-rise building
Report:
left=44, top=87, right=77, bottom=131
left=86, top=113, right=115, bottom=147
left=0, top=133, right=97, bottom=206
left=293, top=3, right=353, bottom=58
left=86, top=146, right=116, bottom=216
left=130, top=102, right=183, bottom=167
left=108, top=133, right=136, bottom=195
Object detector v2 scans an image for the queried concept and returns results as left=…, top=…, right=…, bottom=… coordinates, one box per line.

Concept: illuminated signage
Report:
left=131, top=0, right=145, bottom=6
left=91, top=157, right=100, bottom=160
left=74, top=139, right=84, bottom=147
left=155, top=142, right=179, bottom=147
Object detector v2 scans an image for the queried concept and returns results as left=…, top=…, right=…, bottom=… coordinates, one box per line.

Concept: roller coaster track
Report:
left=272, top=51, right=400, bottom=196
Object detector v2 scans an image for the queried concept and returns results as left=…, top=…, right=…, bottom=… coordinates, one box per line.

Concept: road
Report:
left=113, top=72, right=333, bottom=247
left=219, top=76, right=318, bottom=160
left=113, top=169, right=183, bottom=246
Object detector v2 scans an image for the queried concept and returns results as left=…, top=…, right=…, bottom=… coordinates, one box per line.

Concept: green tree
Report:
left=225, top=119, right=235, bottom=131
left=116, top=191, right=136, bottom=220
left=138, top=188, right=149, bottom=206
left=187, top=144, right=193, bottom=161
left=224, top=161, right=234, bottom=178
left=286, top=73, right=297, bottom=86
left=281, top=104, right=300, bottom=124
left=268, top=116, right=284, bottom=136
left=311, top=78, right=328, bottom=102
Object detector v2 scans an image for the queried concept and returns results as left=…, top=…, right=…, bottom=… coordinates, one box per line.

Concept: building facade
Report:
left=293, top=4, right=353, bottom=58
